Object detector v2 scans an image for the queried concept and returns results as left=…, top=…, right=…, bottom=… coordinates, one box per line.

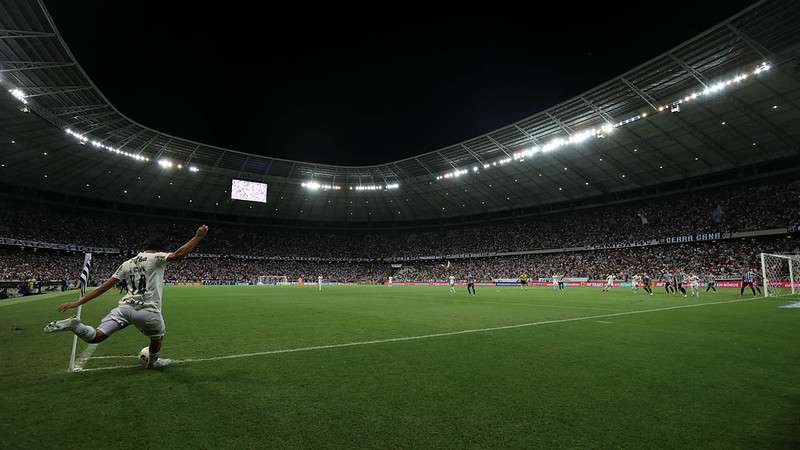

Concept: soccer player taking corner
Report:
left=43, top=225, right=209, bottom=369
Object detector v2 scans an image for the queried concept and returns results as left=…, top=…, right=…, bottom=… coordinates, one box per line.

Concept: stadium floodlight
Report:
left=158, top=159, right=174, bottom=169
left=431, top=61, right=774, bottom=183
left=64, top=128, right=149, bottom=162
left=189, top=166, right=199, bottom=172
left=301, top=181, right=341, bottom=191
left=8, top=88, right=28, bottom=104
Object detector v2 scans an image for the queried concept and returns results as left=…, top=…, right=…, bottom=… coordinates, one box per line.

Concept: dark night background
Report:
left=45, top=1, right=755, bottom=165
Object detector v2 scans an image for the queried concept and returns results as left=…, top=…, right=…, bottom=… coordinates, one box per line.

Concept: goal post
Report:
left=759, top=253, right=799, bottom=298
left=257, top=275, right=289, bottom=286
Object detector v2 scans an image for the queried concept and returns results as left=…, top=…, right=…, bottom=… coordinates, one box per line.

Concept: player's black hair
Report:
left=144, top=236, right=167, bottom=251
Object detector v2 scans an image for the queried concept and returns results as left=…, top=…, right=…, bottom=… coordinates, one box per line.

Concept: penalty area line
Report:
left=78, top=298, right=755, bottom=373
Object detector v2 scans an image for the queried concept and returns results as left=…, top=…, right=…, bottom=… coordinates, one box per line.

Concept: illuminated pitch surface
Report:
left=2, top=286, right=798, bottom=449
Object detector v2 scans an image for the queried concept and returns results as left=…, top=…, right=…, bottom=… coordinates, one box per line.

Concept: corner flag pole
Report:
left=68, top=253, right=92, bottom=372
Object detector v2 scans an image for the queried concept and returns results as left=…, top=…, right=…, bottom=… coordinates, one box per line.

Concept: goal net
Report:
left=257, top=275, right=289, bottom=286
left=759, top=253, right=799, bottom=298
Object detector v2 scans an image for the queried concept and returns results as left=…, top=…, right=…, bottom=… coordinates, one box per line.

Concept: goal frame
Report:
left=759, top=253, right=798, bottom=298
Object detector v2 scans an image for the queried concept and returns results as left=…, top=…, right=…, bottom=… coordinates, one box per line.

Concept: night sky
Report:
left=46, top=1, right=755, bottom=165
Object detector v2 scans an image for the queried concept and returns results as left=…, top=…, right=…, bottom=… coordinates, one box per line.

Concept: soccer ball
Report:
left=138, top=347, right=150, bottom=368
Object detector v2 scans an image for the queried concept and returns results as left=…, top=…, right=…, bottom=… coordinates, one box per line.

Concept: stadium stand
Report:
left=2, top=174, right=798, bottom=289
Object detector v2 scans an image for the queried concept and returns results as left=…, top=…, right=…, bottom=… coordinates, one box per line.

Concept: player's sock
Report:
left=74, top=323, right=96, bottom=342
left=148, top=351, right=160, bottom=367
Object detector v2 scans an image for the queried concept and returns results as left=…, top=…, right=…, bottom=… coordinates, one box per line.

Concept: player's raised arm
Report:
left=166, top=225, right=209, bottom=261
left=58, top=276, right=119, bottom=312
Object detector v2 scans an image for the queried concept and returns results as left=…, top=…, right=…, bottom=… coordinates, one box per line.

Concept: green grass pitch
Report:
left=2, top=285, right=799, bottom=449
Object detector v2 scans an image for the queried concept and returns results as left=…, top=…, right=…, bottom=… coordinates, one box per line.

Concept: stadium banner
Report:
left=0, top=237, right=118, bottom=254
left=187, top=253, right=372, bottom=262
left=396, top=282, right=494, bottom=286
left=537, top=277, right=589, bottom=283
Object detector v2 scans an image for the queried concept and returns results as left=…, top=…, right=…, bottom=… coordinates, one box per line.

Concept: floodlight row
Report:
left=434, top=62, right=772, bottom=182
left=301, top=182, right=400, bottom=192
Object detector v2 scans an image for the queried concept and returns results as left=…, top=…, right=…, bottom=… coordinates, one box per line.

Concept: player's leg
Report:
left=740, top=283, right=745, bottom=296
left=132, top=309, right=169, bottom=368
left=44, top=307, right=127, bottom=343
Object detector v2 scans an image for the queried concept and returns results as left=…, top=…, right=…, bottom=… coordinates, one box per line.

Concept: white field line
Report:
left=78, top=298, right=754, bottom=373
left=595, top=320, right=614, bottom=324
left=460, top=300, right=619, bottom=312
left=90, top=355, right=137, bottom=359
left=73, top=344, right=97, bottom=371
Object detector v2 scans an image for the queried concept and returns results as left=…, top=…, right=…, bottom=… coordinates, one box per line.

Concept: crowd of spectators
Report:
left=1, top=178, right=798, bottom=260
left=2, top=236, right=798, bottom=285
left=1, top=177, right=798, bottom=287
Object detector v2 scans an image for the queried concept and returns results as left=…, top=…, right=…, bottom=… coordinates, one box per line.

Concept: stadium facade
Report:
left=0, top=0, right=799, bottom=228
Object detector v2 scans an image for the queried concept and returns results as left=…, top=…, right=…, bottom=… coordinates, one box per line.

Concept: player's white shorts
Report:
left=97, top=304, right=165, bottom=338
left=606, top=282, right=613, bottom=287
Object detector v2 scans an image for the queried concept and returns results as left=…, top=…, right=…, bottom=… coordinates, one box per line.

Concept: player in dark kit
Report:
left=741, top=270, right=762, bottom=296
left=642, top=274, right=653, bottom=295
left=673, top=270, right=687, bottom=297
left=117, top=277, right=127, bottom=293
left=663, top=272, right=673, bottom=294
left=705, top=274, right=717, bottom=292
left=466, top=274, right=476, bottom=296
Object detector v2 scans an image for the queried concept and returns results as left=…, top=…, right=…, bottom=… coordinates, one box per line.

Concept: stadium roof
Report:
left=1, top=0, right=799, bottom=224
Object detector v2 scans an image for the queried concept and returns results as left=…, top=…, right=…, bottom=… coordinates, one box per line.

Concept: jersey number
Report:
left=129, top=275, right=146, bottom=294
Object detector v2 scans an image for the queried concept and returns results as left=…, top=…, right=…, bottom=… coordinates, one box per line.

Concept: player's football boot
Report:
left=148, top=358, right=172, bottom=369
left=43, top=316, right=80, bottom=333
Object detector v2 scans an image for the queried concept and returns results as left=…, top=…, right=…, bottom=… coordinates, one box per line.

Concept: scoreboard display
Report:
left=231, top=179, right=267, bottom=203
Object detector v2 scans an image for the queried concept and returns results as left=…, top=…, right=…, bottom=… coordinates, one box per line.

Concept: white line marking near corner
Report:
left=78, top=298, right=754, bottom=373
left=73, top=344, right=97, bottom=371
left=90, top=355, right=136, bottom=359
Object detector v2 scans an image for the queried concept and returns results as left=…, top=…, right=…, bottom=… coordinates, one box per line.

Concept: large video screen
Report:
left=231, top=179, right=267, bottom=203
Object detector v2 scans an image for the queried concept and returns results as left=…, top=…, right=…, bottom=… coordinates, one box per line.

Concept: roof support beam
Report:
left=436, top=151, right=457, bottom=169
left=620, top=77, right=659, bottom=111
left=0, top=61, right=75, bottom=72
left=725, top=23, right=775, bottom=63
left=67, top=110, right=119, bottom=124
left=21, top=85, right=92, bottom=97
left=668, top=54, right=708, bottom=87
left=484, top=135, right=511, bottom=157
left=135, top=133, right=161, bottom=156
left=413, top=157, right=436, bottom=177
left=115, top=128, right=148, bottom=151
left=460, top=144, right=484, bottom=165
left=52, top=104, right=108, bottom=116
left=0, top=29, right=56, bottom=39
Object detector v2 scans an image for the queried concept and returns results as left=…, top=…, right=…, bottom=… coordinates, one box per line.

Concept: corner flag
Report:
left=78, top=253, right=92, bottom=296
left=69, top=253, right=92, bottom=372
